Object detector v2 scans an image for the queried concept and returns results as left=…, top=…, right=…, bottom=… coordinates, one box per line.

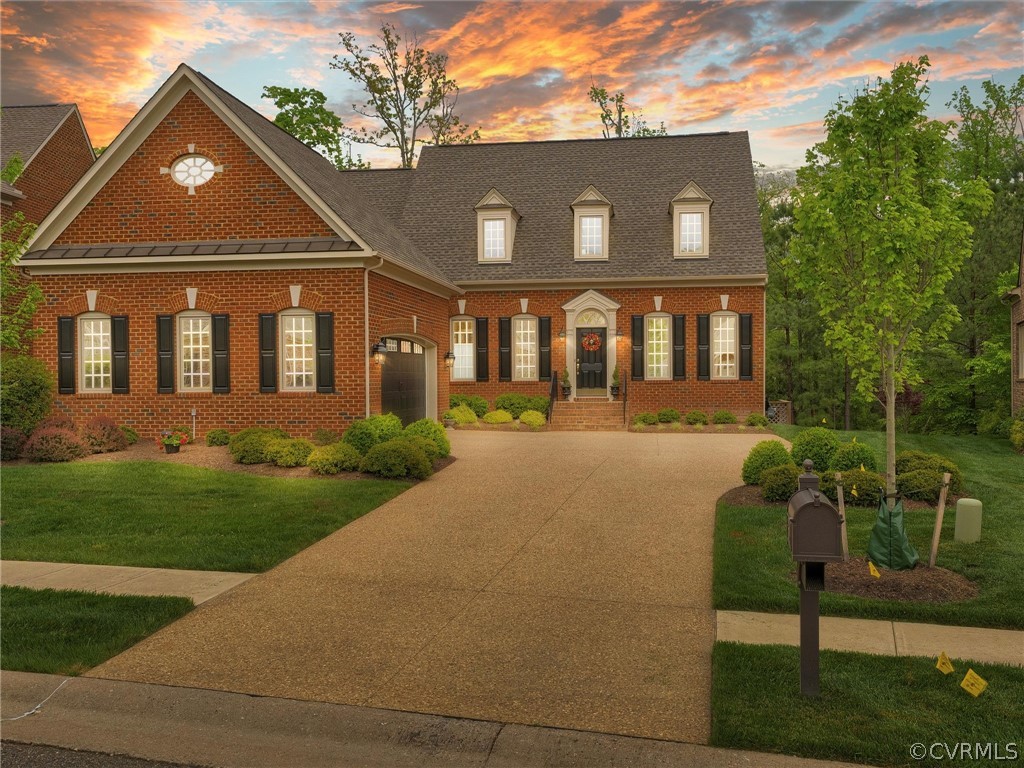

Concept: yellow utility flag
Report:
left=960, top=669, right=988, bottom=697
left=868, top=561, right=881, bottom=578
left=822, top=418, right=827, bottom=424
left=852, top=436, right=857, bottom=442
left=851, top=484, right=859, bottom=498
left=936, top=652, right=955, bottom=675
left=860, top=463, right=866, bottom=472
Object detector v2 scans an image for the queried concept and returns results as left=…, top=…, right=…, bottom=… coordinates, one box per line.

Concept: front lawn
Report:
left=714, top=429, right=1024, bottom=629
left=0, top=586, right=193, bottom=675
left=1, top=462, right=409, bottom=572
left=712, top=642, right=1024, bottom=767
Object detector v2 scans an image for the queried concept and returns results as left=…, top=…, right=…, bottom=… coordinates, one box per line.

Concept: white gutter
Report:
left=364, top=255, right=385, bottom=417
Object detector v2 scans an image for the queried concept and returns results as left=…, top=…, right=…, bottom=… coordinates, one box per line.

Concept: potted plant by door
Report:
left=610, top=365, right=621, bottom=399
left=560, top=368, right=572, bottom=400
left=157, top=429, right=189, bottom=454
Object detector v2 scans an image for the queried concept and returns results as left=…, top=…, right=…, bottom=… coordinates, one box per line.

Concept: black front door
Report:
left=576, top=328, right=606, bottom=389
left=381, top=338, right=426, bottom=426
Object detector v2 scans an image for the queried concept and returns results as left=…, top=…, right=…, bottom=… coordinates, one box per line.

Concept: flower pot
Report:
left=164, top=444, right=180, bottom=454
left=610, top=385, right=620, bottom=399
left=560, top=385, right=572, bottom=400
left=443, top=418, right=455, bottom=428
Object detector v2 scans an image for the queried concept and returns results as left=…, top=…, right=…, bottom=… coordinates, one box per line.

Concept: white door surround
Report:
left=561, top=289, right=620, bottom=401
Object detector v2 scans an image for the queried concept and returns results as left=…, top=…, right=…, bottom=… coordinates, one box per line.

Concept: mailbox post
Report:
left=787, top=459, right=847, bottom=696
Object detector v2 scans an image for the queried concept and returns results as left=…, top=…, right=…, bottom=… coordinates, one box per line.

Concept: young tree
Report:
left=1, top=155, right=43, bottom=352
left=588, top=85, right=667, bottom=138
left=792, top=57, right=992, bottom=500
left=261, top=86, right=370, bottom=170
left=330, top=23, right=479, bottom=168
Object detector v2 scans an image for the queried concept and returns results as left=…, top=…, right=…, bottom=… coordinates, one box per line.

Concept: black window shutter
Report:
left=475, top=317, right=489, bottom=382
left=672, top=314, right=686, bottom=380
left=112, top=316, right=129, bottom=394
left=212, top=314, right=230, bottom=393
left=697, top=314, right=710, bottom=381
left=740, top=313, right=753, bottom=381
left=316, top=312, right=335, bottom=393
left=538, top=317, right=552, bottom=381
left=156, top=315, right=175, bottom=393
left=57, top=317, right=75, bottom=394
left=498, top=317, right=512, bottom=382
left=259, top=314, right=277, bottom=393
left=630, top=315, right=644, bottom=381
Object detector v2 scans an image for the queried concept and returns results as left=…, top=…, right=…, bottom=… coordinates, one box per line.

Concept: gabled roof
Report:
left=0, top=104, right=93, bottom=169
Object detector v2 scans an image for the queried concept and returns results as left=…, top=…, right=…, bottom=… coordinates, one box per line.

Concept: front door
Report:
left=576, top=327, right=606, bottom=391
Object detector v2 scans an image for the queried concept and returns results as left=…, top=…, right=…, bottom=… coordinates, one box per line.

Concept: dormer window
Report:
left=671, top=181, right=712, bottom=258
left=476, top=189, right=518, bottom=263
left=572, top=186, right=612, bottom=261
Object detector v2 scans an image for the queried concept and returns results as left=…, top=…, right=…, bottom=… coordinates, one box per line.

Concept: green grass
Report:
left=715, top=428, right=1024, bottom=629
left=712, top=642, right=1024, bottom=767
left=0, top=586, right=193, bottom=675
left=0, top=462, right=409, bottom=572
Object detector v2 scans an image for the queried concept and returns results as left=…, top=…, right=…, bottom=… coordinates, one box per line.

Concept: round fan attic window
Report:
left=171, top=154, right=216, bottom=189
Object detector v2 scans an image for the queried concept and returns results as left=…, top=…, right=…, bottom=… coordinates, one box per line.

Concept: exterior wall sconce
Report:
left=444, top=351, right=456, bottom=369
left=616, top=329, right=623, bottom=338
left=371, top=340, right=387, bottom=365
left=558, top=329, right=566, bottom=339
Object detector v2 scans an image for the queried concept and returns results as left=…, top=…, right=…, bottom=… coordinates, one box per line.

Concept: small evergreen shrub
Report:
left=713, top=410, right=738, bottom=424
left=1010, top=419, right=1024, bottom=455
left=342, top=420, right=378, bottom=455
left=444, top=404, right=478, bottom=425
left=495, top=393, right=528, bottom=419
left=449, top=393, right=489, bottom=418
left=657, top=408, right=681, bottom=423
left=789, top=427, right=840, bottom=473
left=120, top=425, right=139, bottom=445
left=267, top=438, right=315, bottom=468
left=368, top=413, right=403, bottom=442
left=897, top=469, right=948, bottom=503
left=401, top=433, right=441, bottom=461
left=82, top=415, right=128, bottom=453
left=829, top=441, right=878, bottom=473
left=311, top=428, right=341, bottom=446
left=205, top=428, right=230, bottom=446
left=741, top=440, right=793, bottom=485
left=685, top=410, right=708, bottom=425
left=633, top=412, right=657, bottom=426
left=308, top=442, right=362, bottom=475
left=360, top=438, right=432, bottom=480
left=519, top=410, right=546, bottom=429
left=229, top=427, right=290, bottom=464
left=820, top=468, right=885, bottom=506
left=760, top=464, right=801, bottom=502
left=2, top=426, right=26, bottom=461
left=23, top=427, right=88, bottom=462
left=483, top=409, right=514, bottom=424
left=0, top=355, right=54, bottom=436
left=403, top=418, right=451, bottom=457
left=526, top=396, right=551, bottom=414
left=745, top=413, right=770, bottom=427
left=895, top=451, right=964, bottom=494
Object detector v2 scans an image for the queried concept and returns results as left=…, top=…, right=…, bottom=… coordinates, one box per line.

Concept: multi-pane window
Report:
left=483, top=219, right=506, bottom=260
left=646, top=316, right=670, bottom=380
left=580, top=215, right=604, bottom=257
left=281, top=312, right=315, bottom=391
left=712, top=313, right=738, bottom=380
left=179, top=313, right=211, bottom=391
left=451, top=319, right=475, bottom=380
left=513, top=316, right=538, bottom=381
left=80, top=315, right=112, bottom=392
left=679, top=212, right=704, bottom=254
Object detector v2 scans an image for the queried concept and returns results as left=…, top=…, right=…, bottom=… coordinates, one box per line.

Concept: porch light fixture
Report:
left=444, top=351, right=456, bottom=369
left=558, top=329, right=566, bottom=339
left=616, top=329, right=623, bottom=338
left=371, top=340, right=388, bottom=365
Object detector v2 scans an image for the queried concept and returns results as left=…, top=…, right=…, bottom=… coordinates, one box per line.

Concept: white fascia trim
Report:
left=374, top=256, right=463, bottom=298
left=22, top=251, right=377, bottom=275
left=456, top=275, right=768, bottom=290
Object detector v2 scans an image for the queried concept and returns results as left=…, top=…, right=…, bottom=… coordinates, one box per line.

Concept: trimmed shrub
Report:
left=685, top=410, right=708, bottom=425
left=401, top=433, right=441, bottom=461
left=120, top=425, right=139, bottom=445
left=745, top=413, right=770, bottom=427
left=368, top=413, right=403, bottom=442
left=742, top=440, right=793, bottom=485
left=450, top=393, right=488, bottom=418
left=519, top=410, right=546, bottom=430
left=312, top=428, right=341, bottom=446
left=895, top=451, right=964, bottom=495
left=229, top=427, right=290, bottom=465
left=360, top=438, right=432, bottom=480
left=23, top=427, right=88, bottom=463
left=404, top=418, right=451, bottom=457
left=657, top=407, right=681, bottom=423
left=267, top=438, right=315, bottom=468
left=492, top=394, right=523, bottom=419
left=829, top=441, right=878, bottom=473
left=444, top=404, right=478, bottom=425
left=789, top=427, right=840, bottom=473
left=342, top=414, right=402, bottom=455
left=2, top=426, right=26, bottom=461
left=483, top=409, right=514, bottom=424
left=895, top=450, right=932, bottom=475
left=633, top=412, right=657, bottom=426
left=0, top=355, right=54, bottom=436
left=820, top=468, right=885, bottom=506
left=1011, top=420, right=1024, bottom=455
left=526, top=396, right=551, bottom=414
left=760, top=464, right=801, bottom=503
left=308, top=442, right=362, bottom=475
left=82, top=415, right=129, bottom=453
left=713, top=410, right=738, bottom=424
left=897, top=468, right=948, bottom=503
left=205, top=428, right=230, bottom=447
left=36, top=413, right=76, bottom=432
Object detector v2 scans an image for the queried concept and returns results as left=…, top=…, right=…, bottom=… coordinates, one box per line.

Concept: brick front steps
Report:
left=550, top=398, right=626, bottom=430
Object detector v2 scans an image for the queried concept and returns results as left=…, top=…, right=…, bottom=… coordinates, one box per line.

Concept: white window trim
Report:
left=574, top=210, right=609, bottom=261
left=512, top=314, right=539, bottom=382
left=450, top=316, right=476, bottom=381
left=673, top=205, right=710, bottom=258
left=479, top=215, right=512, bottom=262
left=711, top=311, right=739, bottom=381
left=177, top=310, right=213, bottom=392
left=78, top=311, right=112, bottom=393
left=279, top=308, right=317, bottom=392
left=645, top=313, right=672, bottom=381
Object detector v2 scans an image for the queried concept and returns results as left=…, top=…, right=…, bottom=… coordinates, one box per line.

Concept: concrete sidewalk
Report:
left=1, top=561, right=254, bottom=605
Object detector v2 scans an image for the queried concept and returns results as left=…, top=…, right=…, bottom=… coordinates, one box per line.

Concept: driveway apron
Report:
left=89, top=431, right=771, bottom=743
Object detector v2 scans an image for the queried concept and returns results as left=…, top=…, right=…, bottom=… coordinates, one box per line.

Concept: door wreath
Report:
left=581, top=332, right=602, bottom=352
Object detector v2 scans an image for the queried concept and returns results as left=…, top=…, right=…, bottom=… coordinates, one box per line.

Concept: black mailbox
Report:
left=788, top=460, right=845, bottom=564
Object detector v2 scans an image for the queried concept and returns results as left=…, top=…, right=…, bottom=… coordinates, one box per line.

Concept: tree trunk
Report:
left=844, top=359, right=852, bottom=430
left=884, top=347, right=897, bottom=510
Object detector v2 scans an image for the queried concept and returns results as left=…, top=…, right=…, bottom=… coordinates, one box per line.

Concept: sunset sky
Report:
left=2, top=1, right=1021, bottom=169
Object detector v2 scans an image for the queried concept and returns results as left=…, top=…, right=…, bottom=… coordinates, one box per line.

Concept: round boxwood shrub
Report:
left=308, top=442, right=362, bottom=475
left=444, top=404, right=478, bottom=425
left=404, top=418, right=451, bottom=458
left=483, top=409, right=514, bottom=424
left=450, top=393, right=489, bottom=418
left=120, top=425, right=139, bottom=445
left=760, top=464, right=802, bottom=502
left=401, top=433, right=441, bottom=461
left=2, top=426, right=26, bottom=461
left=312, top=428, right=341, bottom=446
left=229, top=427, right=290, bottom=464
left=789, top=427, right=840, bottom=473
left=526, top=396, right=550, bottom=414
left=742, top=440, right=793, bottom=485
left=205, top=428, right=230, bottom=447
left=267, top=438, right=315, bottom=468
left=342, top=419, right=378, bottom=455
left=23, top=427, right=88, bottom=462
left=685, top=410, right=708, bottom=425
left=0, top=355, right=54, bottom=436
left=894, top=451, right=964, bottom=495
left=368, top=413, right=403, bottom=442
left=633, top=412, right=657, bottom=426
left=519, top=409, right=546, bottom=430
left=495, top=394, right=529, bottom=419
left=745, top=413, right=770, bottom=427
left=657, top=408, right=680, bottom=423
left=713, top=410, right=738, bottom=424
left=82, top=415, right=129, bottom=453
left=829, top=441, right=878, bottom=473
left=820, top=468, right=885, bottom=506
left=360, top=438, right=432, bottom=480
left=897, top=468, right=951, bottom=503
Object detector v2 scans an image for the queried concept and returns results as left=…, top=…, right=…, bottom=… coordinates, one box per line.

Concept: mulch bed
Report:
left=452, top=422, right=547, bottom=431
left=822, top=558, right=979, bottom=603
left=630, top=424, right=773, bottom=434
left=719, top=484, right=947, bottom=511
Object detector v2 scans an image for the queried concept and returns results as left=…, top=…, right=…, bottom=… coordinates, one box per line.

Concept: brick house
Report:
left=1010, top=236, right=1024, bottom=416
left=21, top=64, right=766, bottom=438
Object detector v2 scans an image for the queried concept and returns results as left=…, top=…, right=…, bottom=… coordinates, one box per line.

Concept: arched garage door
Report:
left=381, top=338, right=426, bottom=426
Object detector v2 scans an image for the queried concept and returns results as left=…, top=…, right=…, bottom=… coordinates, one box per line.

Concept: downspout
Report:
left=364, top=255, right=385, bottom=417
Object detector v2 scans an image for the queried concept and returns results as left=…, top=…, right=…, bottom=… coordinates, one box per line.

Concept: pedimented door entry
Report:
left=576, top=327, right=606, bottom=391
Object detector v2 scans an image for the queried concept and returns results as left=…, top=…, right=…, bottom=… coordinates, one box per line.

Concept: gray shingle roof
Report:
left=0, top=104, right=78, bottom=169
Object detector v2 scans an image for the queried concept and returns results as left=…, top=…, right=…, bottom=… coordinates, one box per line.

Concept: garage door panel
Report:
left=381, top=339, right=426, bottom=426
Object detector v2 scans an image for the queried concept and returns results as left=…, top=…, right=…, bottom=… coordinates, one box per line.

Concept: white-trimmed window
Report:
left=178, top=311, right=212, bottom=391
left=513, top=315, right=538, bottom=381
left=572, top=186, right=612, bottom=261
left=451, top=318, right=475, bottom=380
left=712, top=312, right=738, bottom=380
left=671, top=182, right=712, bottom=258
left=483, top=219, right=507, bottom=261
left=476, top=189, right=518, bottom=263
left=579, top=215, right=605, bottom=258
left=280, top=310, right=316, bottom=391
left=645, top=315, right=670, bottom=380
left=678, top=212, right=705, bottom=254
left=79, top=313, right=112, bottom=392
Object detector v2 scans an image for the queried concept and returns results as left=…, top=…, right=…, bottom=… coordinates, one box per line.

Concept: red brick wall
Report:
left=447, top=285, right=765, bottom=418
left=1012, top=297, right=1023, bottom=415
left=53, top=91, right=333, bottom=245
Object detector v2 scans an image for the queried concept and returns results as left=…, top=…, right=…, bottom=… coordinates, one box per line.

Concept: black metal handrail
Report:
left=546, top=375, right=557, bottom=422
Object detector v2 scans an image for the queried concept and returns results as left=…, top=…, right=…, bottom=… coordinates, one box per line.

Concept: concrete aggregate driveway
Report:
left=90, top=430, right=772, bottom=743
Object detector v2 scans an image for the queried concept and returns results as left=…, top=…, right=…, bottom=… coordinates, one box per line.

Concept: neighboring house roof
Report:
left=0, top=103, right=93, bottom=169
left=1, top=179, right=25, bottom=200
